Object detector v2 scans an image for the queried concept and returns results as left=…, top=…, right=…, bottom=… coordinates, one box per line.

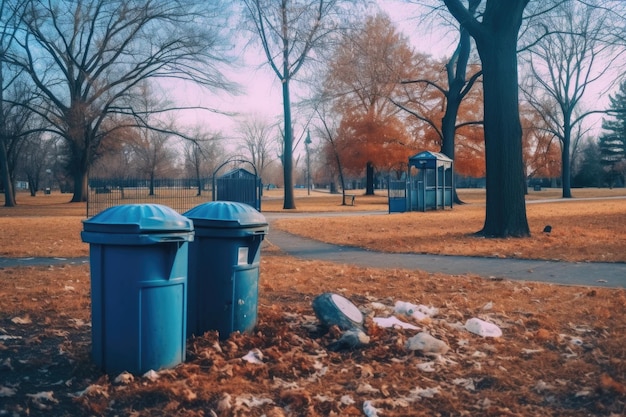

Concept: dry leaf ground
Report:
left=0, top=190, right=625, bottom=416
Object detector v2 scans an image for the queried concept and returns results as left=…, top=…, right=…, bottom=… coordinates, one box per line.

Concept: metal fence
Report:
left=87, top=178, right=213, bottom=217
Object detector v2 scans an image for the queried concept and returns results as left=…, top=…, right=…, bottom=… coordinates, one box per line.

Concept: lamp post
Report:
left=305, top=129, right=311, bottom=196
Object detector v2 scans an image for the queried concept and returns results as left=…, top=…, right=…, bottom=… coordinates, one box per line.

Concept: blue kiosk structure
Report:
left=388, top=151, right=454, bottom=213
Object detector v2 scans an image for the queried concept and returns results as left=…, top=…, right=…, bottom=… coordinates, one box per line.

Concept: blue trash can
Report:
left=183, top=202, right=268, bottom=339
left=81, top=204, right=194, bottom=375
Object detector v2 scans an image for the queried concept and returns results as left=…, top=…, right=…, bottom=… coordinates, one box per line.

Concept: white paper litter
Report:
left=465, top=318, right=502, bottom=337
left=394, top=301, right=439, bottom=321
left=242, top=348, right=264, bottom=364
left=363, top=400, right=381, bottom=417
left=373, top=316, right=420, bottom=330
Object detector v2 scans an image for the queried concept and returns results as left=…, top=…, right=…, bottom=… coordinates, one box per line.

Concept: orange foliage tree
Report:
left=521, top=107, right=562, bottom=184
left=323, top=13, right=420, bottom=194
left=333, top=110, right=414, bottom=190
left=397, top=57, right=485, bottom=179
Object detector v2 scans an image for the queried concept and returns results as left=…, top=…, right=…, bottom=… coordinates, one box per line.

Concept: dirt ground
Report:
left=1, top=190, right=626, bottom=416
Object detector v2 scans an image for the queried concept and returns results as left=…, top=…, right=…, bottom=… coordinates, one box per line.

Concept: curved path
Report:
left=2, top=210, right=625, bottom=289
left=266, top=228, right=626, bottom=288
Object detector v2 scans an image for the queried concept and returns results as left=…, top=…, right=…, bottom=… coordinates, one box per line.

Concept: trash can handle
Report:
left=245, top=230, right=267, bottom=236
left=145, top=234, right=192, bottom=243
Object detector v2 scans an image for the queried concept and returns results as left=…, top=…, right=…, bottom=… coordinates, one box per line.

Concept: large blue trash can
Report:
left=183, top=202, right=268, bottom=339
left=81, top=204, right=194, bottom=375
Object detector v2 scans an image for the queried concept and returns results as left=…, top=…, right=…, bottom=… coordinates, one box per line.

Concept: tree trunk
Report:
left=561, top=124, right=572, bottom=198
left=441, top=92, right=464, bottom=204
left=365, top=162, right=375, bottom=195
left=475, top=34, right=530, bottom=237
left=282, top=79, right=296, bottom=209
left=70, top=169, right=88, bottom=202
left=0, top=140, right=16, bottom=207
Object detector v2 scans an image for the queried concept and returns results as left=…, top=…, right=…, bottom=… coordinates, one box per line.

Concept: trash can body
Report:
left=184, top=202, right=268, bottom=339
left=82, top=204, right=193, bottom=375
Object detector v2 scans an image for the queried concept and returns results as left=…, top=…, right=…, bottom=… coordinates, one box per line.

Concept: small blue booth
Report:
left=389, top=151, right=454, bottom=213
left=81, top=204, right=194, bottom=375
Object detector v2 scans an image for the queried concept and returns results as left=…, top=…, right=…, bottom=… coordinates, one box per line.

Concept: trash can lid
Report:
left=83, top=204, right=194, bottom=234
left=184, top=201, right=267, bottom=228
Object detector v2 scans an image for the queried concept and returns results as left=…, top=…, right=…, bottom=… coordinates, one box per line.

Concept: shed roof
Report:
left=219, top=168, right=256, bottom=179
left=408, top=151, right=452, bottom=162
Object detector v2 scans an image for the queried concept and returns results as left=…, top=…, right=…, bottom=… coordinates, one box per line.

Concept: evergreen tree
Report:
left=599, top=80, right=626, bottom=186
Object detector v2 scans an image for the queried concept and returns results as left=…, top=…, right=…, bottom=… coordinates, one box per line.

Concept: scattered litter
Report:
left=369, top=302, right=389, bottom=311
left=465, top=318, right=502, bottom=337
left=340, top=395, right=355, bottom=405
left=26, top=391, right=58, bottom=404
left=482, top=301, right=494, bottom=310
left=114, top=371, right=134, bottom=384
left=0, top=335, right=22, bottom=341
left=242, top=348, right=264, bottom=364
left=409, top=386, right=440, bottom=399
left=406, top=332, right=449, bottom=354
left=234, top=394, right=273, bottom=408
left=64, top=285, right=75, bottom=291
left=453, top=378, right=475, bottom=391
left=569, top=337, right=583, bottom=346
left=11, top=316, right=32, bottom=325
left=521, top=348, right=544, bottom=355
left=356, top=383, right=380, bottom=394
left=363, top=400, right=381, bottom=417
left=312, top=293, right=364, bottom=330
left=417, top=361, right=436, bottom=372
left=373, top=316, right=419, bottom=330
left=328, top=329, right=370, bottom=351
left=394, top=301, right=438, bottom=321
left=73, top=384, right=109, bottom=398
left=142, top=370, right=160, bottom=381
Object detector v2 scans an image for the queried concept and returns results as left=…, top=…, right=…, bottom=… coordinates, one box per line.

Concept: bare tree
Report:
left=522, top=0, right=626, bottom=198
left=242, top=0, right=358, bottom=209
left=0, top=0, right=28, bottom=206
left=443, top=0, right=531, bottom=237
left=235, top=115, right=277, bottom=182
left=183, top=129, right=224, bottom=196
left=17, top=134, right=56, bottom=196
left=5, top=0, right=235, bottom=202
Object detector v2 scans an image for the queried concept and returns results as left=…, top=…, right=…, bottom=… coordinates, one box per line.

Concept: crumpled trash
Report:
left=406, top=332, right=449, bottom=354
left=328, top=329, right=370, bottom=351
left=142, top=370, right=160, bottom=381
left=242, top=348, right=264, bottom=364
left=394, top=301, right=438, bottom=321
left=312, top=293, right=364, bottom=331
left=373, top=316, right=419, bottom=330
left=363, top=400, right=381, bottom=417
left=114, top=371, right=134, bottom=384
left=465, top=318, right=502, bottom=337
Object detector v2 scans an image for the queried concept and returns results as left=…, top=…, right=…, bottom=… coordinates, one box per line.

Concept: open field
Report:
left=1, top=189, right=626, bottom=416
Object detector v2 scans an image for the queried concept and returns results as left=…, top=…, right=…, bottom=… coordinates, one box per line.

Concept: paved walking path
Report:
left=2, top=209, right=625, bottom=289
left=266, top=228, right=626, bottom=288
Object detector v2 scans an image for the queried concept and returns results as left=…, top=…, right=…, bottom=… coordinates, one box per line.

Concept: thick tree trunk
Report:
left=365, top=162, right=375, bottom=195
left=282, top=79, right=296, bottom=209
left=561, top=124, right=572, bottom=198
left=0, top=140, right=16, bottom=207
left=475, top=35, right=530, bottom=237
left=71, top=169, right=88, bottom=203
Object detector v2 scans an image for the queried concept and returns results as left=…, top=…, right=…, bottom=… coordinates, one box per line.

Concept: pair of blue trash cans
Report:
left=81, top=202, right=268, bottom=375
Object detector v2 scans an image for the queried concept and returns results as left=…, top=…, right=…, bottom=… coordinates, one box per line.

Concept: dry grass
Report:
left=274, top=194, right=626, bottom=263
left=1, top=189, right=626, bottom=416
